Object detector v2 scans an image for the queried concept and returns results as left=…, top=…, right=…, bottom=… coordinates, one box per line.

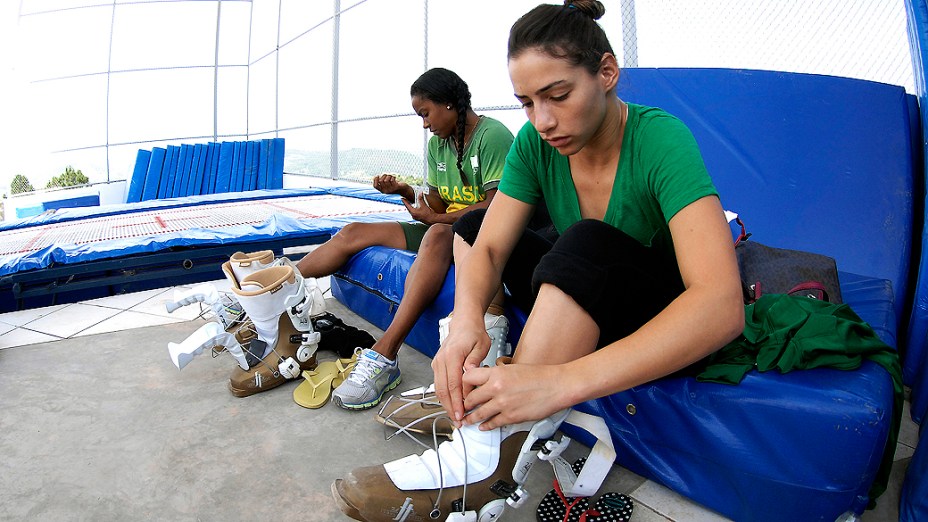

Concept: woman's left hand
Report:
left=459, top=363, right=567, bottom=430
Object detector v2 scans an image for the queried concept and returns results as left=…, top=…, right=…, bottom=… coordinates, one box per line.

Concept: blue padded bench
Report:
left=331, top=68, right=915, bottom=521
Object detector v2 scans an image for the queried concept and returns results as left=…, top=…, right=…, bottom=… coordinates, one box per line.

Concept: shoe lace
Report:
left=345, top=350, right=386, bottom=385
left=380, top=394, right=446, bottom=448
left=380, top=395, right=476, bottom=519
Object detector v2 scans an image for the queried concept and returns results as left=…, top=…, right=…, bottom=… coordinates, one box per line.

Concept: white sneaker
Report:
left=332, top=348, right=402, bottom=410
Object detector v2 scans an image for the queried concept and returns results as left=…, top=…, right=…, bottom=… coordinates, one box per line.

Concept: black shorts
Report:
left=453, top=209, right=684, bottom=348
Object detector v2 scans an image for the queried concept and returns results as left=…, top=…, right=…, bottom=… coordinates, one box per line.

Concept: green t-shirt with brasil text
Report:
left=500, top=103, right=718, bottom=265
left=427, top=116, right=514, bottom=213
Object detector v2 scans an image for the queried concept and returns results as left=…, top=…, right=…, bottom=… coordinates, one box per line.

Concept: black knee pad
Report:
left=451, top=208, right=487, bottom=245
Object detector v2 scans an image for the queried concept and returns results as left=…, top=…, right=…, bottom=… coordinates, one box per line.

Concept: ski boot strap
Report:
left=545, top=410, right=616, bottom=497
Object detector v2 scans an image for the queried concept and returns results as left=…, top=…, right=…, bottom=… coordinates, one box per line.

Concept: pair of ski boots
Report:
left=334, top=403, right=617, bottom=521
left=167, top=250, right=326, bottom=397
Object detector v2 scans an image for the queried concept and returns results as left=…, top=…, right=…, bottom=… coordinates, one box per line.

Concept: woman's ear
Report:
left=598, top=52, right=620, bottom=92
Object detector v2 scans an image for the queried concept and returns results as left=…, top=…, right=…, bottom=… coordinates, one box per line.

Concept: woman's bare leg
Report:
left=512, top=283, right=599, bottom=364
left=374, top=224, right=454, bottom=359
left=296, top=222, right=406, bottom=278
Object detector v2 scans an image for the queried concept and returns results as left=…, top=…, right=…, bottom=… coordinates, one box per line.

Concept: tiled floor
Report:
left=0, top=280, right=919, bottom=521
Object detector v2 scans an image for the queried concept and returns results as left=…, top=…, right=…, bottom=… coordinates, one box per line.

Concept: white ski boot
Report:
left=165, top=251, right=325, bottom=397
left=334, top=408, right=616, bottom=521
left=227, top=264, right=322, bottom=397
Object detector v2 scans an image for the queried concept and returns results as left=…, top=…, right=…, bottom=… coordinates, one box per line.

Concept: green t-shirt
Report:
left=427, top=116, right=514, bottom=213
left=500, top=103, right=718, bottom=255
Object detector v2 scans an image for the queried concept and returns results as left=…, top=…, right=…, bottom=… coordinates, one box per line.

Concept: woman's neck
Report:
left=574, top=98, right=626, bottom=168
left=453, top=110, right=481, bottom=148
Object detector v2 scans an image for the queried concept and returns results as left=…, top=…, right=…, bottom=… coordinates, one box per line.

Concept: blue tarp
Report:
left=0, top=186, right=406, bottom=279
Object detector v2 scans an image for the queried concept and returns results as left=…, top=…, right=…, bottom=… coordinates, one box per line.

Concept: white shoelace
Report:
left=346, top=351, right=388, bottom=385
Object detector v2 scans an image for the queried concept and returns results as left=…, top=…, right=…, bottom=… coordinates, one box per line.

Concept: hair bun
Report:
left=565, top=0, right=606, bottom=20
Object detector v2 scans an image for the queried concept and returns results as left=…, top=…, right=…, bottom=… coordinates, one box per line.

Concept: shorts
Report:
left=399, top=221, right=430, bottom=252
left=453, top=209, right=685, bottom=348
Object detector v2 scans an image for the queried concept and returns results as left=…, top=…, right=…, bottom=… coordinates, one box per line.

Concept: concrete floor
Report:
left=0, top=292, right=916, bottom=521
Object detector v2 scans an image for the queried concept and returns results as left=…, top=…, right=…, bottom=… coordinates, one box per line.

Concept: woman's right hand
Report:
left=432, top=316, right=492, bottom=427
left=372, top=174, right=409, bottom=197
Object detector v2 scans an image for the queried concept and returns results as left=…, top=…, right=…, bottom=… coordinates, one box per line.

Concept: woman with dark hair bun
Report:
left=295, top=67, right=515, bottom=411
left=333, top=2, right=744, bottom=520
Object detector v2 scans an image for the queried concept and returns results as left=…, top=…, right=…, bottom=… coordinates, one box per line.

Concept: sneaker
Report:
left=438, top=312, right=512, bottom=367
left=332, top=348, right=401, bottom=410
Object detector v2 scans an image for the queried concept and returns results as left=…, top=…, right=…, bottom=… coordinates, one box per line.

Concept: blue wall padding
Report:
left=16, top=194, right=102, bottom=219
left=158, top=146, right=177, bottom=199
left=231, top=142, right=243, bottom=192
left=173, top=144, right=190, bottom=198
left=216, top=142, right=233, bottom=193
left=126, top=149, right=151, bottom=203
left=141, top=148, right=166, bottom=202
left=243, top=141, right=256, bottom=191
left=903, top=0, right=928, bottom=429
left=901, top=2, right=928, bottom=519
left=256, top=139, right=267, bottom=189
left=271, top=138, right=285, bottom=189
left=616, top=69, right=915, bottom=328
left=42, top=194, right=99, bottom=212
left=130, top=139, right=283, bottom=202
left=209, top=143, right=219, bottom=193
left=15, top=205, right=44, bottom=219
left=201, top=143, right=213, bottom=195
left=191, top=144, right=206, bottom=197
left=251, top=141, right=261, bottom=188
left=183, top=144, right=197, bottom=196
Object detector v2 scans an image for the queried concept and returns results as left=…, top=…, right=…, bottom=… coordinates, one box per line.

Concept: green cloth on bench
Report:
left=697, top=294, right=902, bottom=505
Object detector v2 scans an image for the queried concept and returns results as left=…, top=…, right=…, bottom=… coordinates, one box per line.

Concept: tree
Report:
left=11, top=174, right=34, bottom=194
left=46, top=166, right=89, bottom=189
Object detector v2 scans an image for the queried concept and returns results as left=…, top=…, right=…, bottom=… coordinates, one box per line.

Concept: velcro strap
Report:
left=559, top=410, right=616, bottom=497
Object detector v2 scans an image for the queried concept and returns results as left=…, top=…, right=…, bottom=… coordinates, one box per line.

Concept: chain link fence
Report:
left=12, top=0, right=918, bottom=190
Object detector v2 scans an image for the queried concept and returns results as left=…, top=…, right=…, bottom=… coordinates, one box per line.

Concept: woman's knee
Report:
left=419, top=224, right=454, bottom=261
left=332, top=222, right=398, bottom=252
left=555, top=219, right=641, bottom=264
left=451, top=209, right=487, bottom=245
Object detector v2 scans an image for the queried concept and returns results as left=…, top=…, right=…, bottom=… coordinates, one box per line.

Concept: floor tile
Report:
left=0, top=303, right=70, bottom=328
left=631, top=480, right=732, bottom=522
left=900, top=400, right=919, bottom=448
left=0, top=328, right=62, bottom=349
left=0, top=323, right=14, bottom=337
left=24, top=303, right=122, bottom=338
left=896, top=441, right=916, bottom=461
left=129, top=288, right=205, bottom=321
left=84, top=288, right=172, bottom=310
left=75, top=310, right=185, bottom=337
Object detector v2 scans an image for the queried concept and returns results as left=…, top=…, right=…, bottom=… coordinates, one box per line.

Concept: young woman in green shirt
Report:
left=332, top=2, right=744, bottom=519
left=295, top=68, right=514, bottom=411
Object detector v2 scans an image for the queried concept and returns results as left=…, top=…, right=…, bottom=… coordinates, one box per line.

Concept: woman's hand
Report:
left=459, top=363, right=567, bottom=430
left=431, top=318, right=491, bottom=426
left=372, top=174, right=412, bottom=199
left=403, top=195, right=442, bottom=224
